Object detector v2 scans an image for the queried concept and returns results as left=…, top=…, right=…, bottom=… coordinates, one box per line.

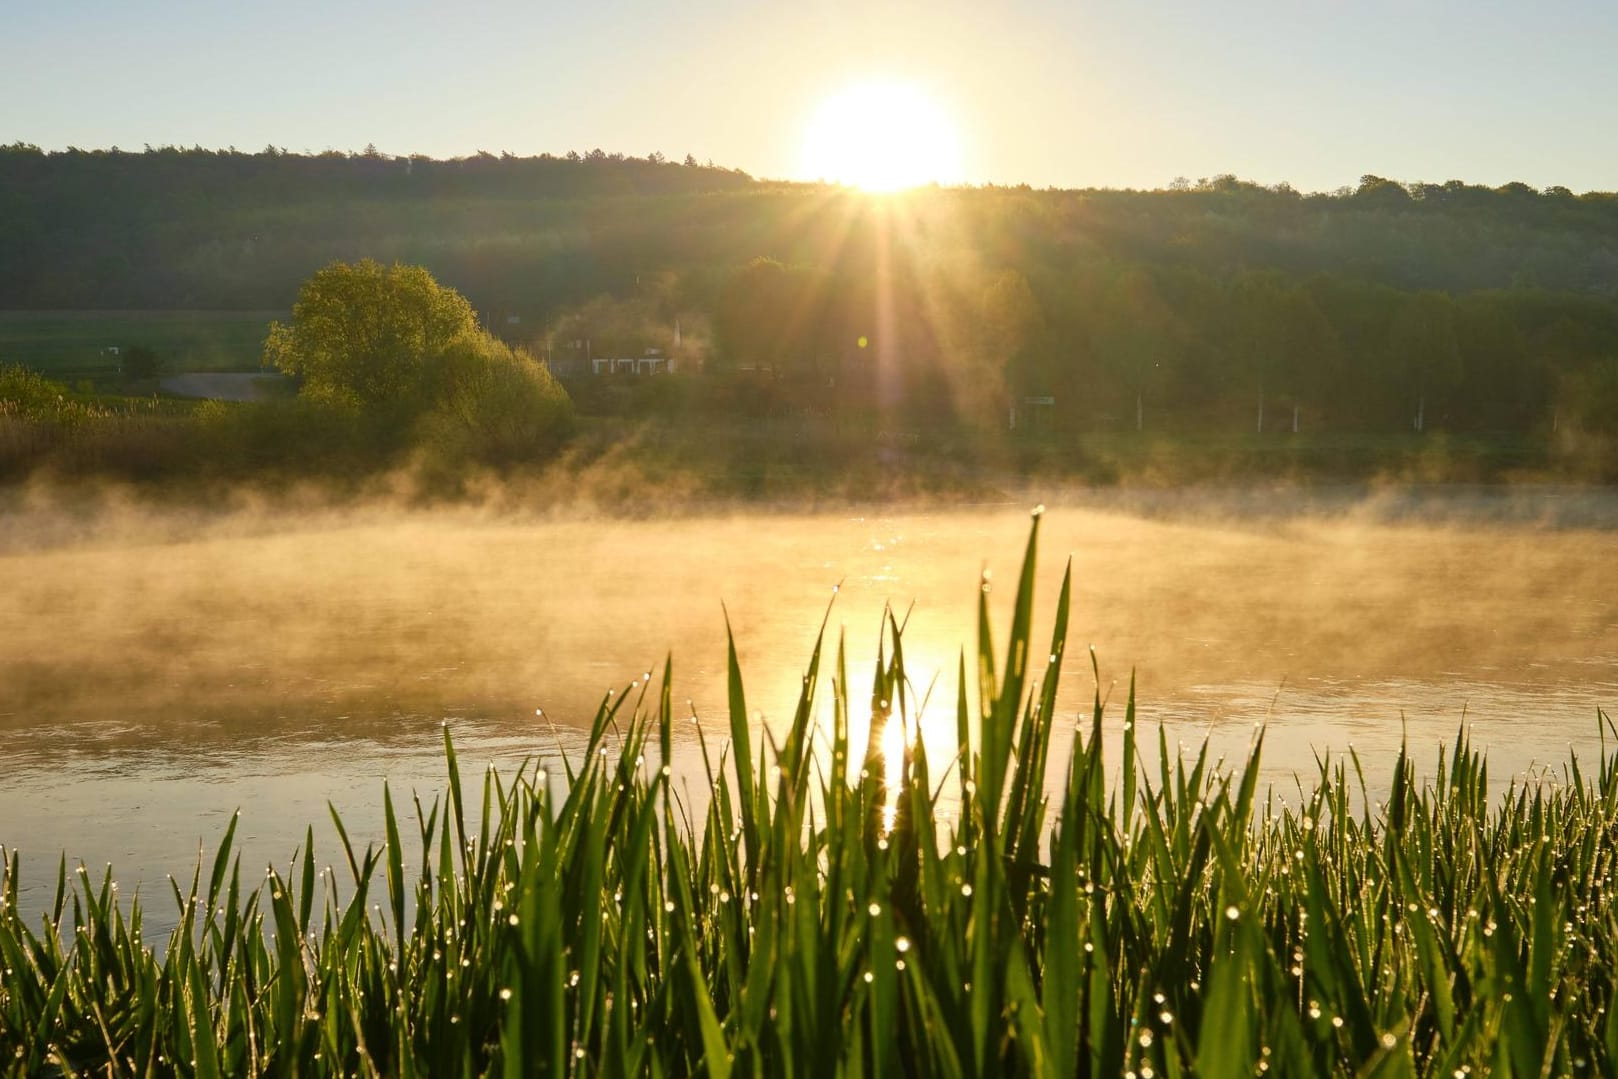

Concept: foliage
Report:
left=0, top=364, right=106, bottom=426
left=255, top=259, right=574, bottom=474
left=0, top=364, right=70, bottom=419
left=415, top=332, right=576, bottom=469
left=5, top=146, right=1618, bottom=440
left=4, top=515, right=1618, bottom=1075
left=1558, top=358, right=1618, bottom=437
left=120, top=345, right=161, bottom=380
left=264, top=260, right=479, bottom=408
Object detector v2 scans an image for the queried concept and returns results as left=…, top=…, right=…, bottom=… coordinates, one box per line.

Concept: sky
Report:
left=3, top=0, right=1617, bottom=193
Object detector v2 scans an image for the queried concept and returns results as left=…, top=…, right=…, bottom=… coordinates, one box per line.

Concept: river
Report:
left=3, top=487, right=1616, bottom=928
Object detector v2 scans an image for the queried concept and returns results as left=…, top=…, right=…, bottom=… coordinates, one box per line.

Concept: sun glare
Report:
left=801, top=81, right=964, bottom=192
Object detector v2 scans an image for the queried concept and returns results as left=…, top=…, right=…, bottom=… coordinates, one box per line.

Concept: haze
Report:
left=4, top=489, right=1615, bottom=764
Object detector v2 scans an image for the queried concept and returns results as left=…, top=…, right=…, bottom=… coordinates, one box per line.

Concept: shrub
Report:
left=415, top=331, right=575, bottom=469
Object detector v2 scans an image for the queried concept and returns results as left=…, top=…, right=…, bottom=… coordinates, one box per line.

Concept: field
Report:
left=0, top=310, right=282, bottom=386
left=3, top=515, right=1615, bottom=1076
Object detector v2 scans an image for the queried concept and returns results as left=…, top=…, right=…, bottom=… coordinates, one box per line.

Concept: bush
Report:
left=415, top=332, right=575, bottom=469
left=0, top=364, right=105, bottom=426
left=121, top=345, right=161, bottom=380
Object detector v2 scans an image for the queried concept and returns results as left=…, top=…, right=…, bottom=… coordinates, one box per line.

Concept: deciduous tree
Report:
left=263, top=259, right=476, bottom=407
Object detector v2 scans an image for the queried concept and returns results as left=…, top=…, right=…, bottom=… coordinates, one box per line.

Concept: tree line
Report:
left=3, top=145, right=1617, bottom=441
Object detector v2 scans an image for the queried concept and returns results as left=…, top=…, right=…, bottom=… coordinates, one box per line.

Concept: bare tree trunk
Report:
left=1292, top=402, right=1300, bottom=433
left=1415, top=395, right=1425, bottom=433
left=1135, top=390, right=1143, bottom=432
left=1256, top=381, right=1265, bottom=435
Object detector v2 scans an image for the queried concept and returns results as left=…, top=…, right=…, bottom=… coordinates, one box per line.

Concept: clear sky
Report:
left=4, top=0, right=1616, bottom=192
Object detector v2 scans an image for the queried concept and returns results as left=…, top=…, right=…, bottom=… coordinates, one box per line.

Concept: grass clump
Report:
left=4, top=513, right=1618, bottom=1076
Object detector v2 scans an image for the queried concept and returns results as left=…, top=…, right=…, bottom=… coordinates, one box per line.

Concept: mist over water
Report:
left=3, top=486, right=1616, bottom=925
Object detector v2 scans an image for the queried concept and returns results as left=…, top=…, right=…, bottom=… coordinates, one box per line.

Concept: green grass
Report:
left=3, top=512, right=1618, bottom=1075
left=0, top=311, right=283, bottom=385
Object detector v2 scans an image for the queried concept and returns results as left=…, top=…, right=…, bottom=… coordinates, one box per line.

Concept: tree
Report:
left=262, top=259, right=573, bottom=468
left=1088, top=267, right=1181, bottom=431
left=1387, top=291, right=1461, bottom=432
left=121, top=344, right=161, bottom=380
left=263, top=259, right=476, bottom=407
left=969, top=268, right=1040, bottom=428
left=1229, top=272, right=1341, bottom=433
left=713, top=257, right=834, bottom=377
left=1557, top=357, right=1618, bottom=437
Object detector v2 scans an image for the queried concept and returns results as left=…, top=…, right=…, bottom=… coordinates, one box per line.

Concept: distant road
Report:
left=159, top=372, right=286, bottom=401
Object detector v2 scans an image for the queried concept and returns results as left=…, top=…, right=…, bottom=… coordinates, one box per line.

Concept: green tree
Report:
left=121, top=344, right=160, bottom=380
left=713, top=257, right=836, bottom=379
left=1557, top=357, right=1618, bottom=437
left=1387, top=291, right=1461, bottom=432
left=1088, top=268, right=1181, bottom=431
left=263, top=259, right=573, bottom=468
left=1230, top=272, right=1342, bottom=433
left=263, top=259, right=477, bottom=407
left=961, top=268, right=1040, bottom=430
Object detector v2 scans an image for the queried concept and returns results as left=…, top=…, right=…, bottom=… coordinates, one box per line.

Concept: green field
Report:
left=0, top=310, right=283, bottom=385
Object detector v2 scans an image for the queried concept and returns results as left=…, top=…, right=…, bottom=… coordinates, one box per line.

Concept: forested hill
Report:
left=6, top=144, right=1618, bottom=441
left=4, top=144, right=1618, bottom=312
left=0, top=144, right=755, bottom=308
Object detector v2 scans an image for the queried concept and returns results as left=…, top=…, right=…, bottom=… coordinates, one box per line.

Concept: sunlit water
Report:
left=3, top=487, right=1617, bottom=932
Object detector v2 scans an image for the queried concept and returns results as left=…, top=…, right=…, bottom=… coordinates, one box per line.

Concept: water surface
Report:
left=3, top=489, right=1616, bottom=924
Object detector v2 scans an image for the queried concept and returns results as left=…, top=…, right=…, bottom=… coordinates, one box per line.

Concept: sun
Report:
left=800, top=81, right=964, bottom=192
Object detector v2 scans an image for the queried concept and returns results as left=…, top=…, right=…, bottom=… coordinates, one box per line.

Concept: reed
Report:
left=4, top=511, right=1616, bottom=1076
